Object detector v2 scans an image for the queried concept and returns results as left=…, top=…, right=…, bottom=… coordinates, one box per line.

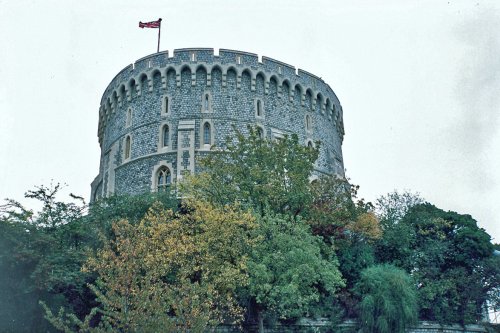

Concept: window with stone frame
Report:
left=257, top=126, right=264, bottom=139
left=164, top=96, right=170, bottom=114
left=124, top=135, right=131, bottom=160
left=126, top=108, right=132, bottom=127
left=256, top=99, right=263, bottom=118
left=305, top=114, right=312, bottom=132
left=156, top=166, right=171, bottom=192
left=203, top=122, right=211, bottom=145
left=162, top=125, right=170, bottom=147
left=204, top=94, right=209, bottom=112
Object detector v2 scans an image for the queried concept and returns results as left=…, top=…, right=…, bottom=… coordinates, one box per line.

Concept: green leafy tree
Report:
left=375, top=190, right=424, bottom=226
left=374, top=191, right=423, bottom=271
left=354, top=264, right=418, bottom=333
left=246, top=214, right=344, bottom=332
left=307, top=177, right=381, bottom=319
left=375, top=196, right=499, bottom=324
left=404, top=204, right=496, bottom=324
left=183, top=127, right=319, bottom=217
left=0, top=184, right=89, bottom=332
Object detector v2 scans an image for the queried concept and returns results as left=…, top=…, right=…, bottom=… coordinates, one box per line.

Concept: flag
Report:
left=139, top=19, right=161, bottom=29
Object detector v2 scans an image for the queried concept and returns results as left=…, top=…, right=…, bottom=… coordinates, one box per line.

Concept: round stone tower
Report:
left=90, top=48, right=345, bottom=201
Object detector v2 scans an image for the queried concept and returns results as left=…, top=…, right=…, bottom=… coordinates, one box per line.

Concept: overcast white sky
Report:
left=0, top=0, right=499, bottom=241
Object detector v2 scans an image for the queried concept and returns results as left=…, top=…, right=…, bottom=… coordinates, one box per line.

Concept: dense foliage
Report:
left=43, top=200, right=255, bottom=332
left=1, top=129, right=499, bottom=332
left=355, top=264, right=418, bottom=333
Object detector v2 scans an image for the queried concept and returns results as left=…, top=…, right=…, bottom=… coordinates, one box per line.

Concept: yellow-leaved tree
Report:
left=42, top=200, right=256, bottom=333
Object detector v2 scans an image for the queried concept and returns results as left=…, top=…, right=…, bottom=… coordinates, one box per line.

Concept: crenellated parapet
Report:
left=97, top=48, right=344, bottom=147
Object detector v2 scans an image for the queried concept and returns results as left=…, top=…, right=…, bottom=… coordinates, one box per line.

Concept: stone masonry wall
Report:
left=91, top=48, right=345, bottom=201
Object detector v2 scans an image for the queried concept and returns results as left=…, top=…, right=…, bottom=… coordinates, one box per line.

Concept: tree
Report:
left=375, top=199, right=499, bottom=324
left=183, top=126, right=319, bottom=217
left=0, top=184, right=89, bottom=332
left=246, top=214, right=344, bottom=332
left=306, top=177, right=381, bottom=319
left=375, top=190, right=424, bottom=226
left=306, top=176, right=356, bottom=241
left=374, top=191, right=423, bottom=270
left=404, top=203, right=496, bottom=324
left=44, top=200, right=256, bottom=332
left=354, top=264, right=418, bottom=333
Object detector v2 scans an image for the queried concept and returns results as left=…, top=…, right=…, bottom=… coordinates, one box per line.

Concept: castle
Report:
left=90, top=48, right=345, bottom=201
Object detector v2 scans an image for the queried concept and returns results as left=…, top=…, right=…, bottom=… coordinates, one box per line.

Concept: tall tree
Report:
left=0, top=184, right=89, bottom=332
left=245, top=214, right=344, bottom=332
left=375, top=196, right=499, bottom=324
left=183, top=127, right=319, bottom=217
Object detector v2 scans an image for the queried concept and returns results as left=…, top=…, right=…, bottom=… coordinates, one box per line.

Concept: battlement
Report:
left=100, top=48, right=340, bottom=106
left=97, top=48, right=344, bottom=153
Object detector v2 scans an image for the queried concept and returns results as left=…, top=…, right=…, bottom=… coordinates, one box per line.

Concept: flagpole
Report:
left=157, top=18, right=162, bottom=53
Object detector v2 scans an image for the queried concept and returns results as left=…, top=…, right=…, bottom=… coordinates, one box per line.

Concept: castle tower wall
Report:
left=91, top=48, right=345, bottom=201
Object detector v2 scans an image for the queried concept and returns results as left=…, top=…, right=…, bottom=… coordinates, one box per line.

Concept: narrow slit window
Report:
left=163, top=125, right=169, bottom=147
left=204, top=94, right=209, bottom=111
left=165, top=97, right=169, bottom=114
left=191, top=52, right=196, bottom=62
left=125, top=136, right=131, bottom=159
left=306, top=115, right=311, bottom=131
left=126, top=109, right=132, bottom=127
left=236, top=55, right=241, bottom=64
left=203, top=122, right=211, bottom=145
left=257, top=100, right=262, bottom=117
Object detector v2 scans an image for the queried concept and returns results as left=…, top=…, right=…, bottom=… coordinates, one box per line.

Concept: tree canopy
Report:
left=1, top=133, right=499, bottom=332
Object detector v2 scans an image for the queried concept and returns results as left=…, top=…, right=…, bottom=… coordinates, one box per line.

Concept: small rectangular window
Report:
left=236, top=55, right=242, bottom=65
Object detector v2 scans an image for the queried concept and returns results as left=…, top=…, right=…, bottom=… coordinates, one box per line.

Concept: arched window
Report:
left=305, top=115, right=312, bottom=132
left=162, top=125, right=169, bottom=147
left=124, top=136, right=131, bottom=160
left=156, top=167, right=171, bottom=192
left=256, top=100, right=263, bottom=117
left=204, top=94, right=209, bottom=111
left=257, top=127, right=264, bottom=139
left=307, top=141, right=313, bottom=148
left=203, top=122, right=211, bottom=145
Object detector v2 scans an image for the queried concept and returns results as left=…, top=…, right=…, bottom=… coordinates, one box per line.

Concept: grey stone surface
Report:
left=91, top=48, right=346, bottom=201
left=216, top=320, right=489, bottom=333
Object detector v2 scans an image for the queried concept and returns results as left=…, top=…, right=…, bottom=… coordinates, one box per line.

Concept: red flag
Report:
left=139, top=19, right=161, bottom=28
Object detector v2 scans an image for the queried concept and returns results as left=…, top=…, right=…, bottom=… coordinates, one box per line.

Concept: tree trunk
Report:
left=257, top=309, right=264, bottom=333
